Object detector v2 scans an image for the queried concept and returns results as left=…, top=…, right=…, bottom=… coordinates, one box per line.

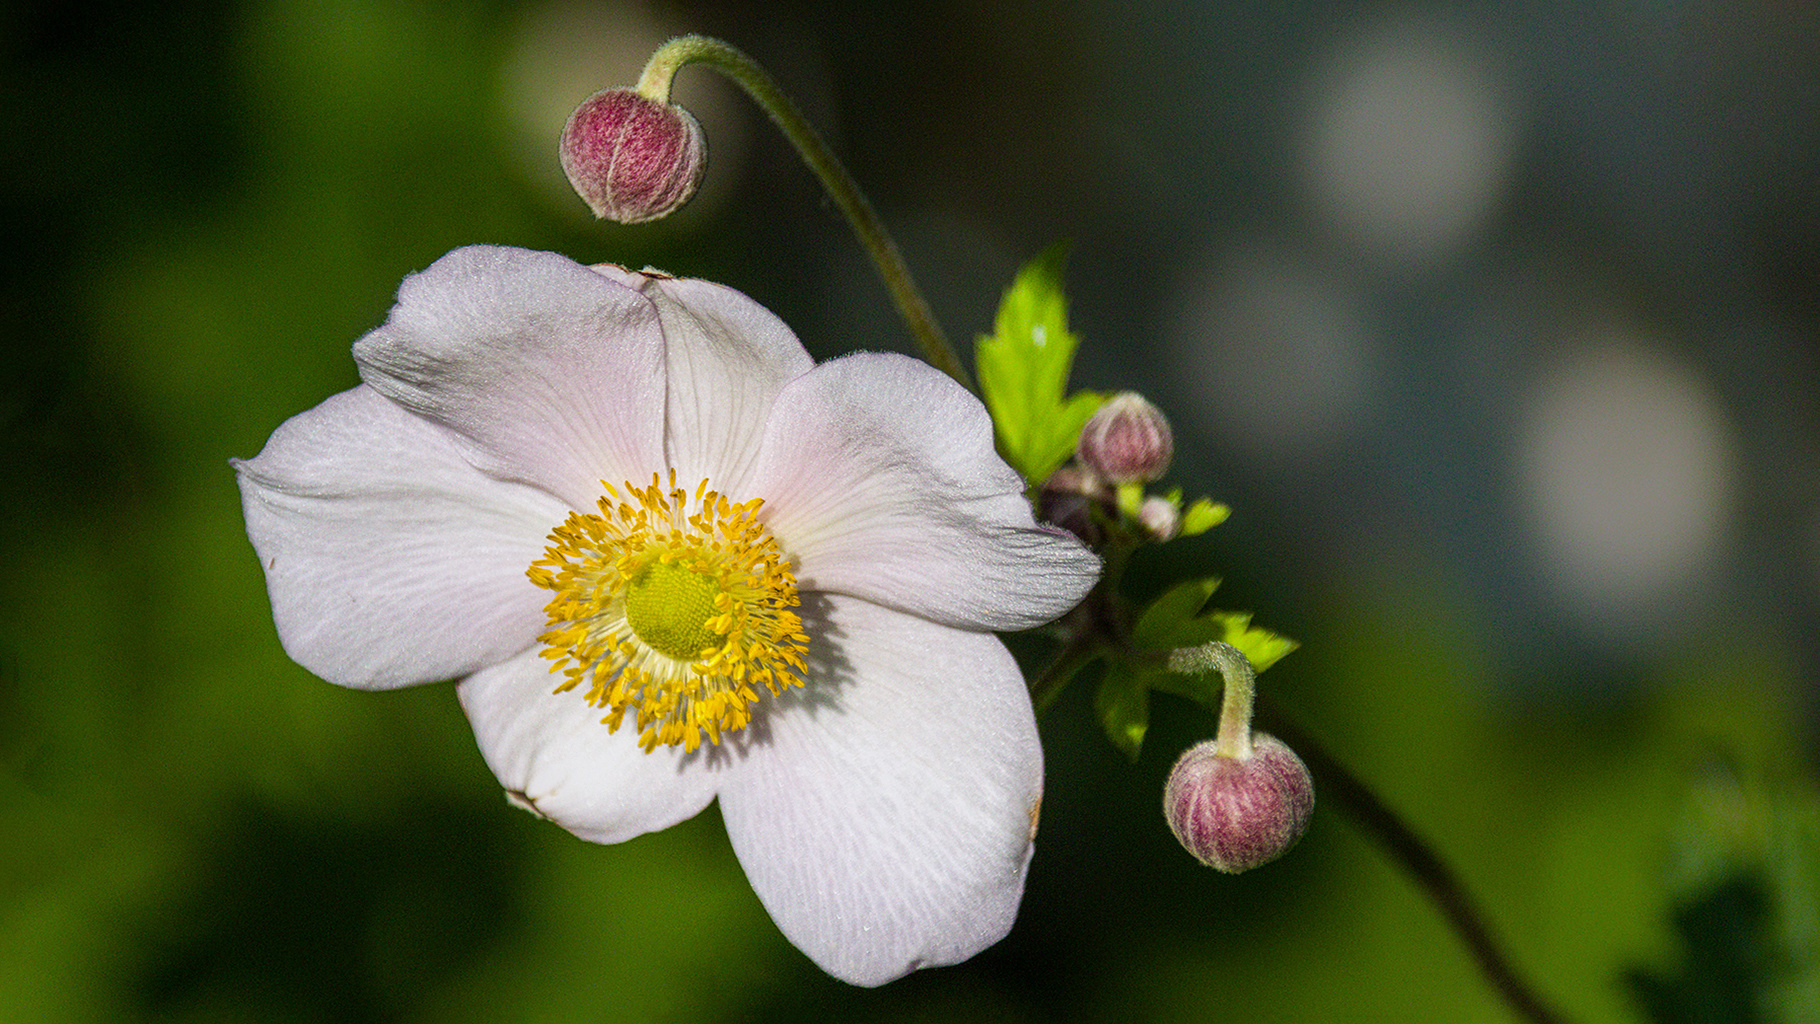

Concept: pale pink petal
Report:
left=718, top=596, right=1043, bottom=986
left=457, top=646, right=723, bottom=844
left=746, top=353, right=1099, bottom=631
left=353, top=245, right=666, bottom=511
left=604, top=270, right=814, bottom=493
left=234, top=386, right=568, bottom=689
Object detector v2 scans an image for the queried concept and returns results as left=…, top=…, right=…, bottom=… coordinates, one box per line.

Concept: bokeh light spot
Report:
left=1515, top=333, right=1737, bottom=639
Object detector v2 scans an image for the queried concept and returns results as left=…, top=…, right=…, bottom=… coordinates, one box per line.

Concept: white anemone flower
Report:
left=233, top=245, right=1100, bottom=986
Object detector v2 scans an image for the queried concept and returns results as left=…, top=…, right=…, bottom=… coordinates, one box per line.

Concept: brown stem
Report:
left=1257, top=699, right=1572, bottom=1024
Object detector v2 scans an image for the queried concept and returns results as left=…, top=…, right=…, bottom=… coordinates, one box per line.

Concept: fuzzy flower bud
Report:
left=1037, top=462, right=1107, bottom=546
left=560, top=88, right=706, bottom=224
left=1077, top=392, right=1173, bottom=484
left=1137, top=495, right=1180, bottom=541
left=1164, top=733, right=1314, bottom=872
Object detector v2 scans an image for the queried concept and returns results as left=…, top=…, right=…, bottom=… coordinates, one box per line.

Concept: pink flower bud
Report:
left=1077, top=392, right=1173, bottom=484
left=560, top=89, right=706, bottom=224
left=1163, top=733, right=1314, bottom=872
left=1037, top=463, right=1107, bottom=545
left=1137, top=495, right=1179, bottom=541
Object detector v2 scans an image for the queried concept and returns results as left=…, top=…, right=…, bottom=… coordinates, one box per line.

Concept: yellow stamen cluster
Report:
left=528, top=471, right=808, bottom=752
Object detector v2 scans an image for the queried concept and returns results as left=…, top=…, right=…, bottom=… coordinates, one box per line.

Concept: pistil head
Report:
left=625, top=560, right=723, bottom=659
left=528, top=471, right=809, bottom=752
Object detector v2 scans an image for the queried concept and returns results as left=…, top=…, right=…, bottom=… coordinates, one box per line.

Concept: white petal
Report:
left=353, top=245, right=666, bottom=510
left=718, top=596, right=1043, bottom=987
left=457, top=646, right=724, bottom=845
left=235, top=386, right=568, bottom=689
left=748, top=353, right=1100, bottom=631
left=632, top=272, right=814, bottom=493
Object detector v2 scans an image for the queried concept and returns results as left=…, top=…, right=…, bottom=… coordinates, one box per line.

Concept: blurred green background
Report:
left=3, top=1, right=1817, bottom=1021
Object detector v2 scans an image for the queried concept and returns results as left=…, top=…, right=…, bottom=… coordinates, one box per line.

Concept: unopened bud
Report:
left=1164, top=733, right=1313, bottom=872
left=1038, top=463, right=1107, bottom=545
left=560, top=89, right=706, bottom=224
left=1077, top=392, right=1173, bottom=484
left=1137, top=495, right=1179, bottom=541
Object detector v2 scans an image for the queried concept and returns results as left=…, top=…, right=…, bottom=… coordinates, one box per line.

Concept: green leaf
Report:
left=1093, top=663, right=1152, bottom=761
left=1132, top=577, right=1299, bottom=673
left=1179, top=498, right=1230, bottom=537
left=1207, top=611, right=1299, bottom=674
left=1090, top=581, right=1297, bottom=759
left=976, top=242, right=1104, bottom=484
left=1133, top=576, right=1222, bottom=647
left=1138, top=664, right=1216, bottom=718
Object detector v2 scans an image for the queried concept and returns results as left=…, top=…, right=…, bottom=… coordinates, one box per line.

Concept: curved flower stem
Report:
left=1255, top=698, right=1573, bottom=1024
left=1028, top=543, right=1135, bottom=714
left=1042, top=571, right=1566, bottom=1019
left=636, top=36, right=973, bottom=391
left=1028, top=632, right=1103, bottom=716
left=1165, top=641, right=1255, bottom=759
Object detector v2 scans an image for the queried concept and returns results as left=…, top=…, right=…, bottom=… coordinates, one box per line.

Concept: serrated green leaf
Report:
left=1133, top=576, right=1221, bottom=646
left=1130, top=577, right=1298, bottom=674
left=1145, top=665, right=1226, bottom=718
left=976, top=242, right=1105, bottom=484
left=1179, top=499, right=1230, bottom=537
left=1205, top=611, right=1299, bottom=673
left=1097, top=586, right=1297, bottom=758
left=1037, top=392, right=1105, bottom=483
left=1093, top=663, right=1152, bottom=761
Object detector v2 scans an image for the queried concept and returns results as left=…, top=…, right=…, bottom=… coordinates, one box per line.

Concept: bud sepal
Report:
left=560, top=88, right=706, bottom=224
left=1077, top=391, right=1174, bottom=484
left=1164, top=733, right=1315, bottom=872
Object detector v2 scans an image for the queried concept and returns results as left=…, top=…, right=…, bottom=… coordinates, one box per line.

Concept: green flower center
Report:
left=625, top=559, right=724, bottom=659
left=526, top=471, right=810, bottom=753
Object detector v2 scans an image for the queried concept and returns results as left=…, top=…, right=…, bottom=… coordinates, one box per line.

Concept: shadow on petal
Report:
left=686, top=590, right=854, bottom=771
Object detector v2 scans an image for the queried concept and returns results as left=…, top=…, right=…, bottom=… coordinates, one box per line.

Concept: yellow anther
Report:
left=528, top=472, right=807, bottom=752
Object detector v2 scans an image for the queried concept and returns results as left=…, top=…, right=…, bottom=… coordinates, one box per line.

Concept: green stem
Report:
left=1028, top=633, right=1102, bottom=716
left=1165, top=641, right=1256, bottom=759
left=1027, top=543, right=1135, bottom=715
left=636, top=36, right=973, bottom=390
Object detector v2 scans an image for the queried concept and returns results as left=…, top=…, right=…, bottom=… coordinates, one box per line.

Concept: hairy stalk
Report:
left=637, top=36, right=972, bottom=390
left=1164, top=641, right=1255, bottom=759
left=1031, top=564, right=1571, bottom=1024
